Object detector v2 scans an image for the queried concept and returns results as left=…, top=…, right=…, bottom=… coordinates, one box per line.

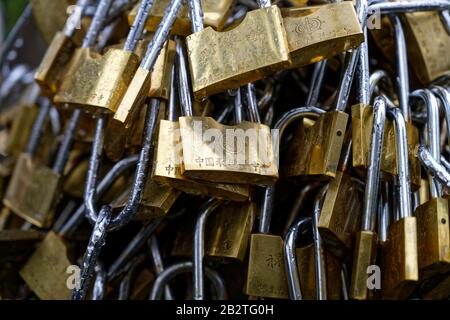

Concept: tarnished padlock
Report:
left=205, top=201, right=256, bottom=262
left=3, top=102, right=79, bottom=228
left=381, top=106, right=418, bottom=300
left=128, top=0, right=234, bottom=36
left=350, top=96, right=386, bottom=300
left=318, top=134, right=363, bottom=261
left=34, top=0, right=90, bottom=97
left=282, top=1, right=363, bottom=68
left=185, top=0, right=291, bottom=98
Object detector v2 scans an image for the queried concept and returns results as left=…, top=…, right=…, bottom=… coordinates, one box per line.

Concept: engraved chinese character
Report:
left=265, top=254, right=283, bottom=269
left=205, top=157, right=214, bottom=167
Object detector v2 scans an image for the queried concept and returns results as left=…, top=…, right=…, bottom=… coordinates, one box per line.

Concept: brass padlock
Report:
left=399, top=8, right=450, bottom=84
left=353, top=17, right=421, bottom=191
left=19, top=231, right=73, bottom=300
left=128, top=0, right=234, bottom=36
left=3, top=102, right=79, bottom=228
left=282, top=1, right=364, bottom=68
left=245, top=185, right=289, bottom=299
left=381, top=107, right=418, bottom=300
left=412, top=89, right=450, bottom=281
left=186, top=1, right=291, bottom=98
left=205, top=201, right=256, bottom=262
left=152, top=42, right=250, bottom=201
left=318, top=135, right=363, bottom=261
left=350, top=96, right=386, bottom=300
left=34, top=0, right=90, bottom=97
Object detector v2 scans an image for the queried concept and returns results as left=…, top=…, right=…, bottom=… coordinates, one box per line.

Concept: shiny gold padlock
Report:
left=282, top=1, right=363, bottom=68
left=128, top=0, right=234, bottom=36
left=54, top=47, right=140, bottom=115
left=178, top=116, right=279, bottom=185
left=186, top=5, right=291, bottom=98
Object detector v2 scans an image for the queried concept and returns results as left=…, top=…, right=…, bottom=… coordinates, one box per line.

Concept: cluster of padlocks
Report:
left=0, top=0, right=450, bottom=300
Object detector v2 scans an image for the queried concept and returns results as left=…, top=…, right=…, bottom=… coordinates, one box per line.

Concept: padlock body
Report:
left=414, top=198, right=450, bottom=279
left=283, top=2, right=363, bottom=67
left=35, top=32, right=75, bottom=97
left=318, top=171, right=363, bottom=260
left=179, top=116, right=278, bottom=185
left=285, top=110, right=348, bottom=180
left=245, top=233, right=289, bottom=299
left=3, top=154, right=61, bottom=228
left=295, top=244, right=342, bottom=300
left=20, top=232, right=72, bottom=300
left=152, top=120, right=250, bottom=201
left=351, top=104, right=421, bottom=191
left=54, top=48, right=140, bottom=115
left=206, top=202, right=255, bottom=262
left=350, top=231, right=377, bottom=300
left=381, top=217, right=418, bottom=299
left=186, top=6, right=291, bottom=99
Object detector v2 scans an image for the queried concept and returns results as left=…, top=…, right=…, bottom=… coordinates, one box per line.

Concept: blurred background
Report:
left=1, top=0, right=28, bottom=42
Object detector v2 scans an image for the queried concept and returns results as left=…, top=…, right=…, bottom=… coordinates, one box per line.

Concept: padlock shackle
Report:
left=107, top=217, right=163, bottom=279
left=52, top=109, right=81, bottom=174
left=168, top=65, right=179, bottom=121
left=82, top=0, right=114, bottom=49
left=150, top=235, right=175, bottom=300
left=257, top=107, right=324, bottom=234
left=193, top=198, right=223, bottom=300
left=386, top=106, right=413, bottom=220
left=307, top=60, right=327, bottom=107
left=63, top=0, right=91, bottom=38
left=283, top=184, right=316, bottom=236
left=361, top=96, right=386, bottom=231
left=150, top=261, right=227, bottom=300
left=257, top=0, right=272, bottom=9
left=84, top=99, right=160, bottom=231
left=335, top=50, right=360, bottom=112
left=284, top=217, right=312, bottom=300
left=141, top=0, right=183, bottom=70
left=390, top=15, right=411, bottom=122
left=369, top=70, right=393, bottom=101
left=59, top=155, right=139, bottom=237
left=356, top=0, right=370, bottom=106
left=72, top=205, right=111, bottom=300
left=187, top=0, right=205, bottom=33
left=246, top=84, right=261, bottom=124
left=418, top=144, right=450, bottom=189
left=175, top=36, right=194, bottom=117
left=118, top=254, right=146, bottom=300
left=368, top=1, right=450, bottom=16
left=441, top=9, right=450, bottom=34
left=92, top=260, right=106, bottom=300
left=123, top=0, right=155, bottom=52
left=25, top=99, right=50, bottom=157
left=411, top=89, right=441, bottom=198
left=312, top=185, right=328, bottom=300
left=231, top=88, right=244, bottom=124
left=431, top=86, right=450, bottom=149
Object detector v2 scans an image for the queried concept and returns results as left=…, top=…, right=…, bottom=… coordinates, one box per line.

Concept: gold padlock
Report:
left=53, top=47, right=140, bottom=115
left=205, top=201, right=256, bottom=262
left=318, top=135, right=363, bottom=261
left=245, top=185, right=289, bottom=299
left=128, top=0, right=234, bottom=36
left=381, top=107, right=418, bottom=299
left=282, top=1, right=363, bottom=68
left=350, top=97, right=386, bottom=300
left=186, top=3, right=291, bottom=98
left=34, top=0, right=90, bottom=97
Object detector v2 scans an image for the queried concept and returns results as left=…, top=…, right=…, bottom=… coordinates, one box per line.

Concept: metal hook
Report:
left=187, top=0, right=204, bottom=33
left=369, top=70, right=393, bottom=101
left=82, top=0, right=114, bottom=49
left=418, top=144, right=450, bottom=189
left=150, top=235, right=174, bottom=300
left=411, top=89, right=442, bottom=197
left=361, top=96, right=386, bottom=231
left=123, top=0, right=155, bottom=52
left=307, top=60, right=328, bottom=107
left=193, top=199, right=222, bottom=300
left=175, top=36, right=194, bottom=117
left=150, top=261, right=227, bottom=300
left=284, top=217, right=312, bottom=300
left=118, top=254, right=146, bottom=300
left=312, top=185, right=328, bottom=300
